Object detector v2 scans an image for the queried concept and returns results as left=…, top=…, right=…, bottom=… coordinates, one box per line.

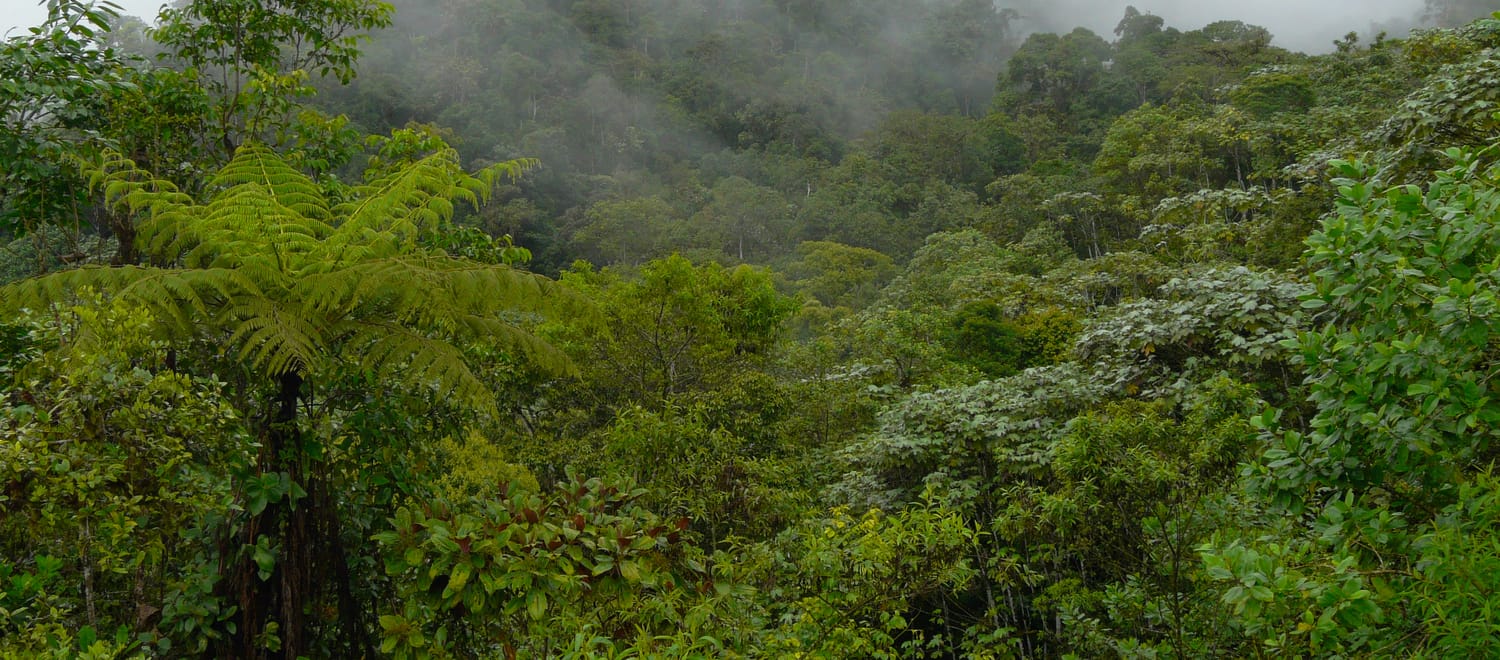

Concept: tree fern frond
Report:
left=471, top=157, right=540, bottom=198
left=137, top=183, right=333, bottom=277
left=329, top=152, right=538, bottom=245
left=455, top=314, right=577, bottom=378
left=226, top=297, right=327, bottom=376
left=85, top=150, right=195, bottom=222
left=332, top=151, right=457, bottom=240
left=16, top=142, right=570, bottom=420
left=340, top=321, right=496, bottom=411
left=297, top=254, right=586, bottom=328
left=137, top=206, right=202, bottom=260
left=208, top=142, right=331, bottom=221
left=0, top=266, right=255, bottom=337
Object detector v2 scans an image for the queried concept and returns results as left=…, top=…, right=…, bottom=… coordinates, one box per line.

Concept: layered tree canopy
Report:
left=4, top=1, right=1500, bottom=658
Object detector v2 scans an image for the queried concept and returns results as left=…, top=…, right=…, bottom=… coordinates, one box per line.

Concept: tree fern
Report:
left=1, top=141, right=579, bottom=657
left=206, top=141, right=332, bottom=221
left=3, top=142, right=579, bottom=407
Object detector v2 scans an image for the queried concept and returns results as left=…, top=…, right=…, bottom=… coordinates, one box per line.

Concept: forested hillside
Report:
left=4, top=0, right=1500, bottom=657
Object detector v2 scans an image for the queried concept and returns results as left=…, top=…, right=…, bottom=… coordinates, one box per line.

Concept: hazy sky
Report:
left=1, top=0, right=166, bottom=37
left=1, top=0, right=1428, bottom=53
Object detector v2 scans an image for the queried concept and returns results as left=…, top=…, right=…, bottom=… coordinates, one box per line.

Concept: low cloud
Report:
left=1013, top=0, right=1426, bottom=52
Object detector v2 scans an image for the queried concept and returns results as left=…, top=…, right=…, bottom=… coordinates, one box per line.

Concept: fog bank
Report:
left=1015, top=0, right=1426, bottom=52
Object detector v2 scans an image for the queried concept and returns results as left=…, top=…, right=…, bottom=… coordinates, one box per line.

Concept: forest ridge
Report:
left=2, top=0, right=1500, bottom=657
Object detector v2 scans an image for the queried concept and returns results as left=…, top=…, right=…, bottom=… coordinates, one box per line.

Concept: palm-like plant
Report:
left=1, top=142, right=579, bottom=657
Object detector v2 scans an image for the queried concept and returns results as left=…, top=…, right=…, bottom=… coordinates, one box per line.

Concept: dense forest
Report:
left=3, top=0, right=1500, bottom=657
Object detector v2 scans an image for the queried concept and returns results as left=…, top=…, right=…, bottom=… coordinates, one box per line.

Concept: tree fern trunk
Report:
left=108, top=209, right=136, bottom=265
left=313, top=469, right=373, bottom=657
left=272, top=370, right=310, bottom=660
left=219, top=370, right=304, bottom=660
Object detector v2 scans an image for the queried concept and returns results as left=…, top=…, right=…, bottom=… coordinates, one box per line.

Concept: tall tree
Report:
left=691, top=175, right=790, bottom=261
left=0, top=0, right=133, bottom=261
left=151, top=0, right=394, bottom=157
left=997, top=28, right=1115, bottom=123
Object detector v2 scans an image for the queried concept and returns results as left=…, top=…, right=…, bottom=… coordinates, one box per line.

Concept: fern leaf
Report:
left=227, top=297, right=327, bottom=376
left=209, top=142, right=330, bottom=221
left=13, top=142, right=574, bottom=418
left=340, top=321, right=496, bottom=411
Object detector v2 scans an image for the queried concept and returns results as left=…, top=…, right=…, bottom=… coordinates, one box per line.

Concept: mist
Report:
left=1016, top=0, right=1428, bottom=52
left=0, top=0, right=1444, bottom=57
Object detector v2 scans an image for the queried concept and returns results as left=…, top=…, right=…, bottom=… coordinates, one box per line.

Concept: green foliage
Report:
left=1052, top=386, right=1254, bottom=572
left=1200, top=537, right=1383, bottom=656
left=998, top=28, right=1117, bottom=122
left=844, top=306, right=960, bottom=388
left=1226, top=139, right=1500, bottom=658
left=833, top=363, right=1107, bottom=511
left=1048, top=380, right=1258, bottom=657
left=948, top=302, right=1025, bottom=377
left=592, top=405, right=809, bottom=547
left=1378, top=18, right=1500, bottom=180
left=782, top=240, right=897, bottom=309
left=0, top=570, right=141, bottom=660
left=155, top=0, right=392, bottom=84
left=153, top=0, right=394, bottom=155
left=771, top=334, right=881, bottom=454
left=0, top=140, right=576, bottom=657
left=374, top=475, right=736, bottom=658
left=1413, top=471, right=1500, bottom=655
left=427, top=430, right=540, bottom=502
left=9, top=3, right=1500, bottom=658
left=949, top=305, right=1080, bottom=378
left=3, top=143, right=572, bottom=409
left=835, top=354, right=1262, bottom=654
left=0, top=298, right=248, bottom=655
left=1231, top=72, right=1316, bottom=119
left=688, top=176, right=793, bottom=262
left=559, top=255, right=796, bottom=407
left=1146, top=187, right=1280, bottom=265
left=882, top=230, right=1020, bottom=309
left=1094, top=102, right=1253, bottom=202
left=867, top=111, right=996, bottom=191
left=737, top=495, right=979, bottom=658
left=100, top=65, right=214, bottom=191
left=570, top=196, right=681, bottom=267
left=1076, top=266, right=1308, bottom=399
left=0, top=0, right=134, bottom=237
left=1256, top=148, right=1500, bottom=513
left=0, top=225, right=114, bottom=284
